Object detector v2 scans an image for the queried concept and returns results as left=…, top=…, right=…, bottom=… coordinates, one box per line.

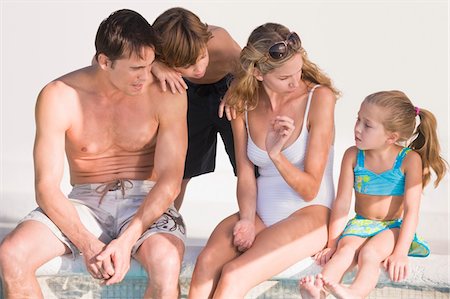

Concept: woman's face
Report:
left=259, top=53, right=303, bottom=94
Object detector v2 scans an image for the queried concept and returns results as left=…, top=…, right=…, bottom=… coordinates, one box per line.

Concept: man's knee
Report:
left=0, top=236, right=29, bottom=278
left=139, top=234, right=184, bottom=273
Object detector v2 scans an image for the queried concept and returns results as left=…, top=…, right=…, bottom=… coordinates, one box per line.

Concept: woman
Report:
left=188, top=23, right=340, bottom=298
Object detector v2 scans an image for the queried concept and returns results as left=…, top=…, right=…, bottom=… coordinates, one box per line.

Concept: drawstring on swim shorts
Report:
left=95, top=179, right=133, bottom=206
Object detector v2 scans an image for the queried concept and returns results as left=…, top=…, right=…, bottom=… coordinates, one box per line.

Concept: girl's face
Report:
left=354, top=102, right=393, bottom=150
left=175, top=47, right=209, bottom=80
left=259, top=53, right=303, bottom=94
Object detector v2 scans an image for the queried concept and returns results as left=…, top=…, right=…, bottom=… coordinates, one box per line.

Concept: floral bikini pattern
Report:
left=355, top=174, right=370, bottom=193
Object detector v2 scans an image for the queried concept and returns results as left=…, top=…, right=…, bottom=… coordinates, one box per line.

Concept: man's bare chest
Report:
left=67, top=104, right=158, bottom=155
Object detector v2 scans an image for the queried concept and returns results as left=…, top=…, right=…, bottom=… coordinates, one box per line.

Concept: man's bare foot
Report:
left=299, top=275, right=324, bottom=299
left=322, top=276, right=361, bottom=299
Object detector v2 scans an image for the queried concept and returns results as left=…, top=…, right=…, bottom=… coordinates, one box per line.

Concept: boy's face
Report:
left=175, top=47, right=209, bottom=79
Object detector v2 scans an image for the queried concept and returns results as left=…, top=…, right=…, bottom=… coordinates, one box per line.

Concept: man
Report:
left=0, top=9, right=187, bottom=299
left=151, top=7, right=241, bottom=210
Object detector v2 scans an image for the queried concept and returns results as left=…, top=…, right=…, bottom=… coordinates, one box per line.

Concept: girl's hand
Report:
left=313, top=247, right=336, bottom=266
left=266, top=116, right=295, bottom=157
left=383, top=253, right=409, bottom=282
left=151, top=61, right=187, bottom=94
left=233, top=219, right=256, bottom=252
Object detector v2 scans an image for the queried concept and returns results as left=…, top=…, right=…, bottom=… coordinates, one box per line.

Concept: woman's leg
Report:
left=188, top=213, right=266, bottom=299
left=212, top=205, right=330, bottom=299
left=323, top=229, right=399, bottom=299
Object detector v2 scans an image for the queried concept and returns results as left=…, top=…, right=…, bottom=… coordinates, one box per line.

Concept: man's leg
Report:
left=0, top=221, right=69, bottom=299
left=134, top=233, right=184, bottom=299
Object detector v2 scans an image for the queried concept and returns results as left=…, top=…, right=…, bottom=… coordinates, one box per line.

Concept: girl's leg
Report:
left=299, top=236, right=366, bottom=299
left=213, top=205, right=329, bottom=299
left=188, top=213, right=266, bottom=299
left=323, top=228, right=399, bottom=299
left=321, top=236, right=367, bottom=281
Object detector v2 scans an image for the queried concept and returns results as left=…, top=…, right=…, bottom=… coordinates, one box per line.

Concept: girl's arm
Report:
left=383, top=150, right=423, bottom=281
left=270, top=86, right=336, bottom=201
left=230, top=114, right=258, bottom=251
left=315, top=147, right=356, bottom=265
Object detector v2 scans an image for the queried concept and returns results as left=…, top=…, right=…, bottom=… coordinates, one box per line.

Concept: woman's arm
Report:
left=230, top=114, right=259, bottom=251
left=270, top=86, right=336, bottom=200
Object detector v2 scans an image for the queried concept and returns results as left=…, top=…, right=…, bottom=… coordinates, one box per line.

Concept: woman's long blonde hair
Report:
left=364, top=90, right=448, bottom=187
left=226, top=23, right=340, bottom=113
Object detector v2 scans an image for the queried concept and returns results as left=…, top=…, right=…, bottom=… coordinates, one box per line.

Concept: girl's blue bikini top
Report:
left=353, top=147, right=411, bottom=196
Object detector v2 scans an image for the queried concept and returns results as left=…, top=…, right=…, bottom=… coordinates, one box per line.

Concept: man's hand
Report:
left=80, top=238, right=115, bottom=281
left=151, top=61, right=187, bottom=94
left=96, top=238, right=133, bottom=285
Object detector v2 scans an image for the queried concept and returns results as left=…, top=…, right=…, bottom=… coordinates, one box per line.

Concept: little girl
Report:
left=299, top=90, right=447, bottom=299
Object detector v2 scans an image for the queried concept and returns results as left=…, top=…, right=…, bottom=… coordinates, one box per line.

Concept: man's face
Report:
left=107, top=47, right=155, bottom=96
left=175, top=47, right=209, bottom=80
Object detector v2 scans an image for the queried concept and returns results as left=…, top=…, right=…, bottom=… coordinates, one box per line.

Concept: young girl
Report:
left=299, top=90, right=447, bottom=299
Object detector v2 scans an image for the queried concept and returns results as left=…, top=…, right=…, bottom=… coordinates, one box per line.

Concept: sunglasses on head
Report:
left=268, top=32, right=302, bottom=59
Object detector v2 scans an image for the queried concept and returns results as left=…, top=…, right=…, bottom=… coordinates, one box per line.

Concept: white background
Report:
left=1, top=1, right=448, bottom=253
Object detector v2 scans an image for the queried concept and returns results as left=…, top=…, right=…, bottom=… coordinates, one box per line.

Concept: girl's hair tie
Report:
left=414, top=106, right=420, bottom=116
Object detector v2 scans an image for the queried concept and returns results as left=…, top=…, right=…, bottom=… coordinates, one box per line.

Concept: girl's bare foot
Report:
left=299, top=275, right=323, bottom=299
left=322, top=276, right=361, bottom=299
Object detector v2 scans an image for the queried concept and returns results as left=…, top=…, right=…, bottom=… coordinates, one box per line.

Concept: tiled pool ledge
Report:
left=1, top=245, right=448, bottom=298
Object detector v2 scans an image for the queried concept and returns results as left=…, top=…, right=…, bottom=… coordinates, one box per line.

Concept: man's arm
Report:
left=99, top=90, right=188, bottom=285
left=34, top=81, right=111, bottom=279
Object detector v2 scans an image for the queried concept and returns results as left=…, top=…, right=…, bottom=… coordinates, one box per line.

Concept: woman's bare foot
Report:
left=322, top=276, right=361, bottom=299
left=299, top=275, right=323, bottom=299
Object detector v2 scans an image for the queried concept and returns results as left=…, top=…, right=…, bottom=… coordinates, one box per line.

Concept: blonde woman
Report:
left=188, top=23, right=340, bottom=298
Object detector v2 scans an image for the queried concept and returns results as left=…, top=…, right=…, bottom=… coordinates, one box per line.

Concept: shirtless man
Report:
left=0, top=9, right=187, bottom=299
left=151, top=7, right=241, bottom=209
